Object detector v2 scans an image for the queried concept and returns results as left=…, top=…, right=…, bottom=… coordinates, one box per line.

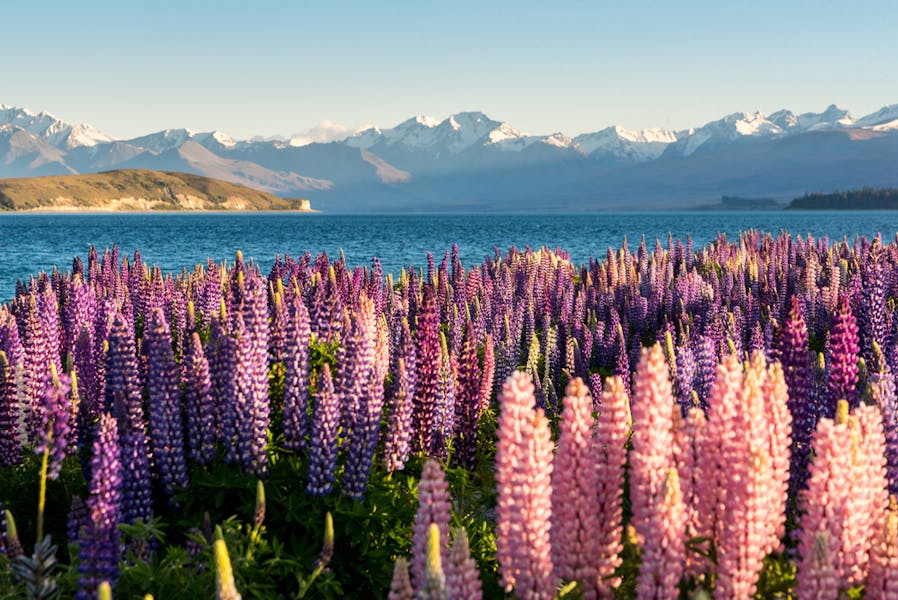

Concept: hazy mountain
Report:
left=2, top=102, right=898, bottom=211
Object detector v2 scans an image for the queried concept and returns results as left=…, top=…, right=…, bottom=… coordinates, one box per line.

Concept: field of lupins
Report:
left=0, top=231, right=897, bottom=599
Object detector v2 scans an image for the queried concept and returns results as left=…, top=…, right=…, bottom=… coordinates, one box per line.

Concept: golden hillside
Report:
left=0, top=169, right=313, bottom=211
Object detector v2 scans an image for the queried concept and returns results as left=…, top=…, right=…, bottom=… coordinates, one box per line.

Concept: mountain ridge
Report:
left=2, top=102, right=898, bottom=211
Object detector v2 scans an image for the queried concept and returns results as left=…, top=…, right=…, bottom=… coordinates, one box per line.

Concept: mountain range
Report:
left=2, top=102, right=898, bottom=211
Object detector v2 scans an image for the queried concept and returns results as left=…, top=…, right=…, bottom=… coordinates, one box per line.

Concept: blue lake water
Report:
left=2, top=211, right=898, bottom=299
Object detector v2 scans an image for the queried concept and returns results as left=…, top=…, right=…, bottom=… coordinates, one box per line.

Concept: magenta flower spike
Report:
left=446, top=528, right=482, bottom=600
left=495, top=371, right=555, bottom=600
left=826, top=293, right=860, bottom=411
left=413, top=286, right=442, bottom=455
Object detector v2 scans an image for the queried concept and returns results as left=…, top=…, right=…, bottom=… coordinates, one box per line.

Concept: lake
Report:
left=2, top=211, right=898, bottom=298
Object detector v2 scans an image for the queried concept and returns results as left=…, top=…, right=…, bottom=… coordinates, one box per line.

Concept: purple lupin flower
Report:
left=73, top=326, right=99, bottom=420
left=306, top=363, right=339, bottom=495
left=235, top=270, right=271, bottom=476
left=384, top=357, right=414, bottom=473
left=826, top=293, right=860, bottom=411
left=869, top=343, right=898, bottom=497
left=446, top=528, right=482, bottom=600
left=342, top=295, right=380, bottom=499
left=36, top=372, right=73, bottom=480
left=144, top=308, right=188, bottom=494
left=453, top=321, right=482, bottom=470
left=775, top=296, right=816, bottom=501
left=76, top=413, right=122, bottom=599
left=183, top=331, right=216, bottom=465
left=0, top=350, right=21, bottom=468
left=105, top=313, right=152, bottom=524
left=208, top=312, right=238, bottom=459
left=282, top=292, right=311, bottom=452
left=413, top=286, right=441, bottom=455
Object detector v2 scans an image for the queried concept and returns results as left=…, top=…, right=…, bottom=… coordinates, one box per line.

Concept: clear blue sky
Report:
left=5, top=0, right=897, bottom=139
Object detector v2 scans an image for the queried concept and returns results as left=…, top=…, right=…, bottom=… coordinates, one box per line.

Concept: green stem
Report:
left=37, top=441, right=49, bottom=544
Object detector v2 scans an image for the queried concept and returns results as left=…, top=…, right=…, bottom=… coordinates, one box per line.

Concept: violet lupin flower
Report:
left=413, top=286, right=442, bottom=455
left=105, top=313, right=152, bottom=525
left=0, top=351, right=21, bottom=468
left=868, top=342, right=898, bottom=497
left=495, top=371, right=555, bottom=600
left=389, top=557, right=414, bottom=600
left=36, top=371, right=73, bottom=480
left=776, top=296, right=815, bottom=500
left=306, top=364, right=339, bottom=495
left=453, top=321, right=482, bottom=470
left=208, top=312, right=238, bottom=460
left=826, top=293, right=860, bottom=411
left=550, top=378, right=601, bottom=597
left=183, top=332, right=216, bottom=464
left=411, top=460, right=452, bottom=593
left=144, top=308, right=188, bottom=494
left=76, top=413, right=122, bottom=599
left=232, top=311, right=269, bottom=476
left=282, top=293, right=311, bottom=452
left=384, top=357, right=413, bottom=473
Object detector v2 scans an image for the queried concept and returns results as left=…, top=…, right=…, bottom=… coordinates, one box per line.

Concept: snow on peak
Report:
left=856, top=104, right=898, bottom=129
left=573, top=125, right=679, bottom=161
left=0, top=104, right=112, bottom=148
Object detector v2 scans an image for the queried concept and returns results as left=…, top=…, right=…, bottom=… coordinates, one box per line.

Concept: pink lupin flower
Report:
left=674, top=406, right=707, bottom=579
left=796, top=401, right=855, bottom=597
left=865, top=498, right=898, bottom=600
left=495, top=371, right=555, bottom=600
left=446, top=528, right=482, bottom=600
left=388, top=557, right=414, bottom=600
left=635, top=468, right=686, bottom=600
left=629, top=344, right=685, bottom=597
left=411, top=459, right=451, bottom=593
left=761, top=359, right=792, bottom=554
left=840, top=403, right=889, bottom=587
left=715, top=356, right=775, bottom=599
left=551, top=378, right=600, bottom=597
left=594, top=375, right=630, bottom=598
left=629, top=344, right=681, bottom=548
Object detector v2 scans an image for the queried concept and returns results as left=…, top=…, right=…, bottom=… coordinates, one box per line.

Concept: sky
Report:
left=4, top=0, right=898, bottom=141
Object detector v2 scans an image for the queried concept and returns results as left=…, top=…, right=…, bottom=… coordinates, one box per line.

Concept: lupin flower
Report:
left=0, top=351, right=21, bottom=467
left=865, top=498, right=898, bottom=600
left=76, top=413, right=122, bottom=600
left=594, top=376, right=629, bottom=597
left=36, top=371, right=73, bottom=480
left=826, top=293, right=860, bottom=410
left=282, top=293, right=311, bottom=452
left=446, top=528, right=482, bottom=600
left=388, top=557, right=414, bottom=600
left=105, top=313, right=152, bottom=525
left=635, top=469, right=686, bottom=600
left=776, top=296, right=815, bottom=498
left=232, top=312, right=269, bottom=476
left=144, top=308, right=188, bottom=494
left=384, top=357, right=413, bottom=473
left=213, top=536, right=241, bottom=600
left=550, top=378, right=601, bottom=597
left=495, top=371, right=555, bottom=599
left=421, top=524, right=448, bottom=600
left=413, top=286, right=442, bottom=455
left=411, top=460, right=451, bottom=592
left=183, top=332, right=216, bottom=464
left=453, top=321, right=482, bottom=470
left=306, top=364, right=339, bottom=495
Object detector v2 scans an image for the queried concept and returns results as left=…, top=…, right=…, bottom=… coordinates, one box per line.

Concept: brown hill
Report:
left=0, top=169, right=313, bottom=211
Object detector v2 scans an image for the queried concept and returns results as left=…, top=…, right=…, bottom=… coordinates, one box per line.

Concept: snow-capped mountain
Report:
left=574, top=126, right=680, bottom=163
left=855, top=104, right=898, bottom=130
left=3, top=101, right=898, bottom=211
left=0, top=105, right=111, bottom=149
